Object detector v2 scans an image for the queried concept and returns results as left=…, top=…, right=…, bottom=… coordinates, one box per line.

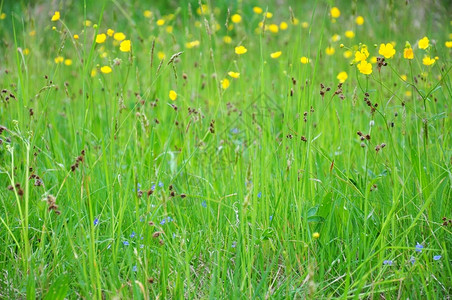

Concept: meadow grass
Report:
left=0, top=0, right=451, bottom=298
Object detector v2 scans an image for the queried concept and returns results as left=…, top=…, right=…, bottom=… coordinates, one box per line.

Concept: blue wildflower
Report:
left=151, top=184, right=156, bottom=191
left=201, top=200, right=207, bottom=208
left=231, top=241, right=237, bottom=248
left=132, top=265, right=137, bottom=272
left=410, top=256, right=415, bottom=265
left=415, top=243, right=424, bottom=252
left=160, top=219, right=166, bottom=225
left=93, top=218, right=99, bottom=226
left=130, top=231, right=136, bottom=238
left=269, top=215, right=273, bottom=221
left=137, top=183, right=141, bottom=191
left=257, top=192, right=262, bottom=198
left=158, top=182, right=164, bottom=187
left=383, top=260, right=393, bottom=266
left=231, top=128, right=239, bottom=134
left=123, top=241, right=129, bottom=246
left=433, top=255, right=442, bottom=261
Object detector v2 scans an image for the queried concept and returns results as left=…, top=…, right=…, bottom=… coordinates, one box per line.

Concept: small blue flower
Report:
left=433, top=255, right=442, bottom=261
left=130, top=231, right=136, bottom=238
left=201, top=201, right=207, bottom=208
left=269, top=215, right=273, bottom=221
left=415, top=243, right=424, bottom=252
left=93, top=218, right=99, bottom=226
left=231, top=241, right=237, bottom=248
left=383, top=260, right=393, bottom=266
left=160, top=219, right=166, bottom=225
left=151, top=184, right=156, bottom=191
left=123, top=241, right=129, bottom=246
left=107, top=244, right=111, bottom=249
left=410, top=256, right=415, bottom=265
left=257, top=192, right=262, bottom=198
left=158, top=181, right=164, bottom=187
left=132, top=265, right=137, bottom=272
left=231, top=128, right=239, bottom=134
left=137, top=183, right=141, bottom=191
left=140, top=244, right=144, bottom=248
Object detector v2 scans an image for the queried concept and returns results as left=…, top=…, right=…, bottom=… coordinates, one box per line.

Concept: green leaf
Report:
left=43, top=275, right=69, bottom=300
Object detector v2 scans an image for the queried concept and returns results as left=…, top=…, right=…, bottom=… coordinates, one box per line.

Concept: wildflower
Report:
left=292, top=18, right=300, bottom=25
left=201, top=201, right=207, bottom=208
left=264, top=12, right=273, bottom=19
left=357, top=60, right=372, bottom=75
left=337, top=71, right=348, bottom=83
left=52, top=26, right=56, bottom=30
left=144, top=10, right=152, bottom=18
left=280, top=21, right=288, bottom=30
left=401, top=74, right=407, bottom=81
left=29, top=30, right=36, bottom=37
left=185, top=40, right=200, bottom=48
left=235, top=45, right=247, bottom=55
left=95, top=33, right=107, bottom=44
left=332, top=34, right=341, bottom=42
left=100, top=66, right=112, bottom=74
left=196, top=4, right=209, bottom=15
left=410, top=256, right=415, bottom=265
left=166, top=26, right=173, bottom=33
left=330, top=7, right=340, bottom=18
left=403, top=47, right=414, bottom=59
left=343, top=50, right=352, bottom=59
left=123, top=241, right=129, bottom=246
left=228, top=71, right=240, bottom=78
left=345, top=30, right=355, bottom=39
left=301, top=22, right=309, bottom=28
left=91, top=69, right=97, bottom=77
left=74, top=34, right=79, bottom=40
left=54, top=56, right=64, bottom=64
left=231, top=14, right=241, bottom=23
left=268, top=24, right=279, bottom=33
left=158, top=182, right=164, bottom=187
left=356, top=16, right=364, bottom=25
left=119, top=40, right=131, bottom=52
left=270, top=51, right=282, bottom=59
left=157, top=51, right=165, bottom=60
left=51, top=11, right=60, bottom=22
left=253, top=6, right=263, bottom=14
left=370, top=56, right=377, bottom=64
left=379, top=43, right=396, bottom=59
left=64, top=59, right=72, bottom=66
left=300, top=56, right=309, bottom=64
left=415, top=243, right=424, bottom=252
left=0, top=13, right=5, bottom=20
left=325, top=47, right=335, bottom=55
left=221, top=78, right=230, bottom=89
left=156, top=19, right=165, bottom=26
left=383, top=260, right=393, bottom=266
left=130, top=232, right=136, bottom=238
left=354, top=46, right=369, bottom=62
left=231, top=241, right=237, bottom=248
left=94, top=218, right=99, bottom=226
left=257, top=192, right=262, bottom=198
left=312, top=232, right=320, bottom=239
left=132, top=265, right=137, bottom=272
left=446, top=41, right=452, bottom=48
left=84, top=20, right=92, bottom=27
left=269, top=215, right=273, bottom=221
left=107, top=29, right=114, bottom=36
left=418, top=36, right=429, bottom=49
left=433, top=255, right=442, bottom=261
left=422, top=55, right=435, bottom=66
left=405, top=90, right=412, bottom=97
left=23, top=48, right=30, bottom=55
left=223, top=36, right=232, bottom=44
left=113, top=32, right=126, bottom=41
left=169, top=90, right=177, bottom=101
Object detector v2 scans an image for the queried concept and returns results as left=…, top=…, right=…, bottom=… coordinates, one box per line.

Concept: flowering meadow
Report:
left=0, top=0, right=451, bottom=298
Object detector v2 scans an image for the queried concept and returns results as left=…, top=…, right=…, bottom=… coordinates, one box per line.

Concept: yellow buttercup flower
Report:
left=356, top=16, right=364, bottom=25
left=100, top=66, right=112, bottom=74
left=64, top=59, right=72, bottom=66
left=166, top=26, right=173, bottom=33
left=74, top=34, right=79, bottom=40
left=370, top=56, right=377, bottom=64
left=186, top=40, right=200, bottom=48
left=354, top=46, right=369, bottom=62
left=253, top=7, right=263, bottom=14
left=228, top=71, right=240, bottom=78
left=156, top=19, right=165, bottom=26
left=157, top=51, right=165, bottom=60
left=343, top=50, right=352, bottom=59
left=84, top=20, right=92, bottom=27
left=270, top=51, right=282, bottom=59
left=51, top=11, right=60, bottom=22
left=325, top=46, right=335, bottom=55
left=337, top=71, right=348, bottom=83
left=235, top=46, right=247, bottom=55
left=345, top=30, right=355, bottom=39
left=403, top=48, right=414, bottom=59
left=119, top=40, right=131, bottom=52
left=357, top=60, right=372, bottom=75
left=264, top=12, right=273, bottom=19
left=280, top=22, right=288, bottom=30
left=0, top=13, right=6, bottom=20
left=379, top=43, right=396, bottom=59
left=332, top=34, right=340, bottom=42
left=107, top=29, right=114, bottom=36
left=169, top=90, right=177, bottom=101
left=223, top=36, right=232, bottom=44
left=312, top=232, right=320, bottom=239
left=445, top=41, right=452, bottom=48
left=401, top=75, right=407, bottom=81
left=144, top=10, right=152, bottom=18
left=301, top=22, right=309, bottom=28
left=300, top=56, right=309, bottom=64
left=54, top=56, right=64, bottom=64
left=114, top=32, right=126, bottom=41
left=418, top=36, right=429, bottom=49
left=231, top=14, right=241, bottom=23
left=330, top=7, right=340, bottom=18
left=96, top=33, right=107, bottom=44
left=268, top=24, right=279, bottom=33
left=221, top=78, right=230, bottom=89
left=422, top=55, right=435, bottom=66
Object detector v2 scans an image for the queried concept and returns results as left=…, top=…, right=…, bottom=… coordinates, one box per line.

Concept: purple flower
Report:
left=415, top=243, right=424, bottom=252
left=257, top=192, right=262, bottom=198
left=201, top=201, right=207, bottom=208
left=383, top=260, right=393, bottom=266
left=151, top=184, right=156, bottom=191
left=123, top=241, right=129, bottom=246
left=433, top=255, right=442, bottom=261
left=130, top=232, right=136, bottom=238
left=93, top=218, right=99, bottom=226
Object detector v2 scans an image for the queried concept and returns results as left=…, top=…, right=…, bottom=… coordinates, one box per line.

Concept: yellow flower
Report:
left=405, top=90, right=412, bottom=97
left=379, top=43, right=396, bottom=59
left=235, top=45, right=247, bottom=55
left=370, top=56, right=377, bottom=64
left=330, top=7, right=340, bottom=18
left=91, top=68, right=97, bottom=77
left=268, top=24, right=279, bottom=33
left=343, top=50, right=352, bottom=59
left=301, top=22, right=309, bottom=28
left=54, top=56, right=64, bottom=64
left=337, top=71, right=348, bottom=83
left=100, top=66, right=112, bottom=74
left=357, top=60, right=372, bottom=75
left=157, top=51, right=165, bottom=60
left=270, top=51, right=282, bottom=59
left=51, top=11, right=60, bottom=22
left=95, top=33, right=107, bottom=44
left=264, top=12, right=273, bottom=19
left=113, top=32, right=126, bottom=41
left=332, top=34, right=341, bottom=42
left=221, top=78, right=230, bottom=89
left=292, top=18, right=300, bottom=25
left=418, top=36, right=429, bottom=49
left=107, top=29, right=114, bottom=36
left=29, top=30, right=36, bottom=37
left=166, top=26, right=173, bottom=33
left=356, top=16, right=364, bottom=25
left=445, top=41, right=452, bottom=48
left=144, top=10, right=152, bottom=18
left=169, top=90, right=177, bottom=101
left=100, top=52, right=107, bottom=58
left=223, top=36, right=232, bottom=44
left=52, top=26, right=56, bottom=30
left=185, top=40, right=200, bottom=48
left=300, top=56, right=309, bottom=64
left=280, top=21, right=288, bottom=30
left=0, top=13, right=6, bottom=20
left=23, top=48, right=30, bottom=55
left=325, top=47, right=335, bottom=55
left=84, top=20, right=92, bottom=27
left=156, top=19, right=165, bottom=26
left=196, top=4, right=209, bottom=15
left=64, top=59, right=72, bottom=66
left=354, top=46, right=369, bottom=62
left=228, top=71, right=240, bottom=78
left=119, top=40, right=131, bottom=52
left=403, top=48, right=414, bottom=59
left=74, top=34, right=79, bottom=40
left=401, top=74, right=407, bottom=81
left=345, top=30, right=355, bottom=39
left=422, top=55, right=435, bottom=66
left=231, top=14, right=241, bottom=23
left=312, top=232, right=320, bottom=239
left=253, top=6, right=263, bottom=14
